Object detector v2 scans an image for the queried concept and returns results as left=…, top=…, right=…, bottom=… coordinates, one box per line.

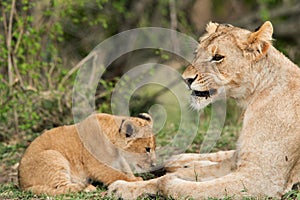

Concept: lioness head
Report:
left=182, top=21, right=273, bottom=109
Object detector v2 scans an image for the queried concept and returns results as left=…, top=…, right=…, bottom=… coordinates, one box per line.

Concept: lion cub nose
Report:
left=151, top=161, right=157, bottom=167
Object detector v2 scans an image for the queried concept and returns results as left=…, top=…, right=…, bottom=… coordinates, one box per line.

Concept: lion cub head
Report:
left=88, top=113, right=156, bottom=173
left=114, top=113, right=156, bottom=172
left=182, top=21, right=273, bottom=109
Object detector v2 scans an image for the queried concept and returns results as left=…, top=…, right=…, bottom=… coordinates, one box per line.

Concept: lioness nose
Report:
left=183, top=74, right=198, bottom=88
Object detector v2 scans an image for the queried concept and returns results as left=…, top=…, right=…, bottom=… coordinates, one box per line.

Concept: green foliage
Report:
left=0, top=0, right=115, bottom=141
left=0, top=0, right=65, bottom=140
left=257, top=0, right=283, bottom=20
left=96, top=78, right=119, bottom=113
left=0, top=143, right=25, bottom=167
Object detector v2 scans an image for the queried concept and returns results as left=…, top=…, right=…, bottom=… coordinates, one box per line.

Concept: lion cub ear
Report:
left=247, top=21, right=273, bottom=60
left=137, top=113, right=153, bottom=127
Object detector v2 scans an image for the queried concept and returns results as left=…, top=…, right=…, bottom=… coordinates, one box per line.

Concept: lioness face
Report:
left=182, top=22, right=273, bottom=109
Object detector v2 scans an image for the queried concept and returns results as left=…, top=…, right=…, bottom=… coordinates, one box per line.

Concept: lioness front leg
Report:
left=108, top=169, right=247, bottom=200
left=108, top=151, right=237, bottom=199
left=165, top=150, right=236, bottom=172
left=158, top=171, right=274, bottom=199
left=164, top=150, right=236, bottom=182
left=172, top=156, right=235, bottom=182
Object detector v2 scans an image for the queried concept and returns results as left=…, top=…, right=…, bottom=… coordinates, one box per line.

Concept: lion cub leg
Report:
left=83, top=156, right=142, bottom=186
left=20, top=150, right=87, bottom=195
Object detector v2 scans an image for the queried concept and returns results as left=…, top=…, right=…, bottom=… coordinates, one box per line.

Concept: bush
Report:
left=0, top=0, right=113, bottom=141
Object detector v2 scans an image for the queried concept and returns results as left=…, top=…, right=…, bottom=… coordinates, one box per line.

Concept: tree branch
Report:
left=7, top=0, right=16, bottom=90
left=169, top=0, right=180, bottom=54
left=58, top=51, right=98, bottom=88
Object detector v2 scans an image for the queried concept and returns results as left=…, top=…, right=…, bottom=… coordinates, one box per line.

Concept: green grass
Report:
left=0, top=183, right=111, bottom=200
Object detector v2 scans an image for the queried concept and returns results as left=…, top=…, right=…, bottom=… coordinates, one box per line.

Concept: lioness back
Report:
left=18, top=113, right=155, bottom=195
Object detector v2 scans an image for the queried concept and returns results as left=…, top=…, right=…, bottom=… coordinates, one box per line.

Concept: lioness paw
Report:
left=108, top=180, right=135, bottom=199
left=157, top=174, right=182, bottom=196
left=108, top=180, right=143, bottom=200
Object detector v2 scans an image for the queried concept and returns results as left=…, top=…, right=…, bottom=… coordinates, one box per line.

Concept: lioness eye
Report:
left=211, top=54, right=224, bottom=62
left=145, top=147, right=151, bottom=153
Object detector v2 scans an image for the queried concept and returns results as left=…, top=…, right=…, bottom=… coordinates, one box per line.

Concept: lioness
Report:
left=108, top=21, right=300, bottom=199
left=18, top=113, right=156, bottom=195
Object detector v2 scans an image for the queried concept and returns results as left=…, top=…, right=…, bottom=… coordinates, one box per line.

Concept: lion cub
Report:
left=18, top=113, right=156, bottom=195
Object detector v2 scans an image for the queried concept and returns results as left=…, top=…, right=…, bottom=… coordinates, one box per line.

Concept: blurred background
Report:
left=0, top=0, right=300, bottom=191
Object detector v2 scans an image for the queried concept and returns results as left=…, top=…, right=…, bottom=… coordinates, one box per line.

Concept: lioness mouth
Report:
left=192, top=89, right=217, bottom=99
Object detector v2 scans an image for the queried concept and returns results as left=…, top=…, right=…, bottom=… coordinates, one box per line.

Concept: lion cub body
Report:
left=18, top=113, right=155, bottom=195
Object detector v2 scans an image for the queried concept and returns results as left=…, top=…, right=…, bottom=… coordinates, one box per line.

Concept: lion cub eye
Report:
left=193, top=49, right=198, bottom=55
left=211, top=54, right=225, bottom=62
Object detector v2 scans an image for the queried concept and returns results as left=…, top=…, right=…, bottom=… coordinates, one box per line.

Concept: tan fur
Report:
left=18, top=113, right=156, bottom=195
left=108, top=21, right=300, bottom=199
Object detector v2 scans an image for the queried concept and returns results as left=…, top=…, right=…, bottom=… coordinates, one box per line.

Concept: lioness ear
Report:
left=247, top=21, right=273, bottom=60
left=206, top=22, right=219, bottom=34
left=137, top=113, right=153, bottom=128
left=199, top=22, right=219, bottom=42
